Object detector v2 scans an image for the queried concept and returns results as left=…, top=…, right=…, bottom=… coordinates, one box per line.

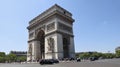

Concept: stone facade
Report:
left=27, top=4, right=75, bottom=61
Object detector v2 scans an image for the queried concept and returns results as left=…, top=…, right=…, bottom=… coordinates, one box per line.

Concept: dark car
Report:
left=76, top=58, right=81, bottom=62
left=89, top=57, right=98, bottom=61
left=39, top=59, right=54, bottom=65
left=50, top=59, right=59, bottom=63
left=69, top=58, right=75, bottom=61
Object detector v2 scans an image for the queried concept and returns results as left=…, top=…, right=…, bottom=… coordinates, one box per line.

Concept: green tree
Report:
left=17, top=56, right=27, bottom=62
left=116, top=50, right=120, bottom=58
left=79, top=52, right=91, bottom=59
left=104, top=53, right=115, bottom=59
left=76, top=52, right=116, bottom=60
left=75, top=53, right=80, bottom=58
left=0, top=52, right=5, bottom=57
left=6, top=53, right=17, bottom=62
left=0, top=57, right=5, bottom=63
left=0, top=52, right=6, bottom=63
left=90, top=52, right=102, bottom=58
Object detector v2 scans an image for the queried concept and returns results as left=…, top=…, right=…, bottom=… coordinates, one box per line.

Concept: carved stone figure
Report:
left=47, top=37, right=54, bottom=52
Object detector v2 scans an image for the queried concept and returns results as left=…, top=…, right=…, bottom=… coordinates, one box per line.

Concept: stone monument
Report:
left=27, top=4, right=75, bottom=61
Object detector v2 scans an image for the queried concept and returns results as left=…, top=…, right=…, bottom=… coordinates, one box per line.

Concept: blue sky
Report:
left=0, top=0, right=120, bottom=54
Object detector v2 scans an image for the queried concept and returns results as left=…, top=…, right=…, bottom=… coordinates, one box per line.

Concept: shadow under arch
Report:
left=35, top=30, right=45, bottom=59
left=63, top=37, right=69, bottom=58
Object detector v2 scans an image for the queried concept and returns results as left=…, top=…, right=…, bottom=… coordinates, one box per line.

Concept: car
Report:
left=76, top=58, right=81, bottom=62
left=39, top=59, right=54, bottom=65
left=50, top=59, right=59, bottom=63
left=69, top=58, right=75, bottom=61
left=89, top=57, right=98, bottom=61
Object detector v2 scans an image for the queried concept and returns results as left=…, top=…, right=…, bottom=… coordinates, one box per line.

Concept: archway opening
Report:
left=36, top=30, right=45, bottom=59
left=63, top=37, right=69, bottom=58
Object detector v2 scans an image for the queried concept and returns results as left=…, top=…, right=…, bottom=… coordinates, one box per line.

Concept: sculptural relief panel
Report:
left=47, top=22, right=55, bottom=32
left=47, top=37, right=54, bottom=52
left=28, top=44, right=32, bottom=55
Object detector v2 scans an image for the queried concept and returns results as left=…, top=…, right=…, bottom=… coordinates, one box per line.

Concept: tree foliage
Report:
left=17, top=56, right=27, bottom=62
left=116, top=50, right=120, bottom=58
left=0, top=52, right=6, bottom=63
left=6, top=53, right=17, bottom=62
left=76, top=52, right=116, bottom=59
left=0, top=52, right=27, bottom=63
left=0, top=52, right=5, bottom=57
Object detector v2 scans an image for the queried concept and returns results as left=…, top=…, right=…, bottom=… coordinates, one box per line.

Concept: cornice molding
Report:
left=27, top=10, right=74, bottom=30
left=29, top=4, right=72, bottom=24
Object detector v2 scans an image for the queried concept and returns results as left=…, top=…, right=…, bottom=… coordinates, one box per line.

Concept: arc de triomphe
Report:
left=27, top=4, right=75, bottom=61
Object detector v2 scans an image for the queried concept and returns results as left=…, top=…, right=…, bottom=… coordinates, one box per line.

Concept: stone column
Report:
left=30, top=40, right=40, bottom=61
left=44, top=33, right=63, bottom=59
left=56, top=33, right=63, bottom=59
left=45, top=36, right=55, bottom=59
left=45, top=36, right=51, bottom=59
left=35, top=41, right=41, bottom=60
left=69, top=37, right=75, bottom=58
left=27, top=43, right=32, bottom=61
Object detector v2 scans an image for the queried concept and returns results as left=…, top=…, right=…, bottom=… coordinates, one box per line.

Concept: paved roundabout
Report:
left=0, top=59, right=120, bottom=67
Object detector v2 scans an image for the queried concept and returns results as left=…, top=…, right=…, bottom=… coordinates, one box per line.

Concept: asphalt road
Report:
left=0, top=59, right=120, bottom=67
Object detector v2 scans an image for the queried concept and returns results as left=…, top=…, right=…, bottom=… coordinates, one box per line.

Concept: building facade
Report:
left=27, top=4, right=75, bottom=61
left=10, top=51, right=27, bottom=57
left=115, top=46, right=120, bottom=51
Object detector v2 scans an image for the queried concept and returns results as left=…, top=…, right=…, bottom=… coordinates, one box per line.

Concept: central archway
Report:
left=36, top=30, right=45, bottom=59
